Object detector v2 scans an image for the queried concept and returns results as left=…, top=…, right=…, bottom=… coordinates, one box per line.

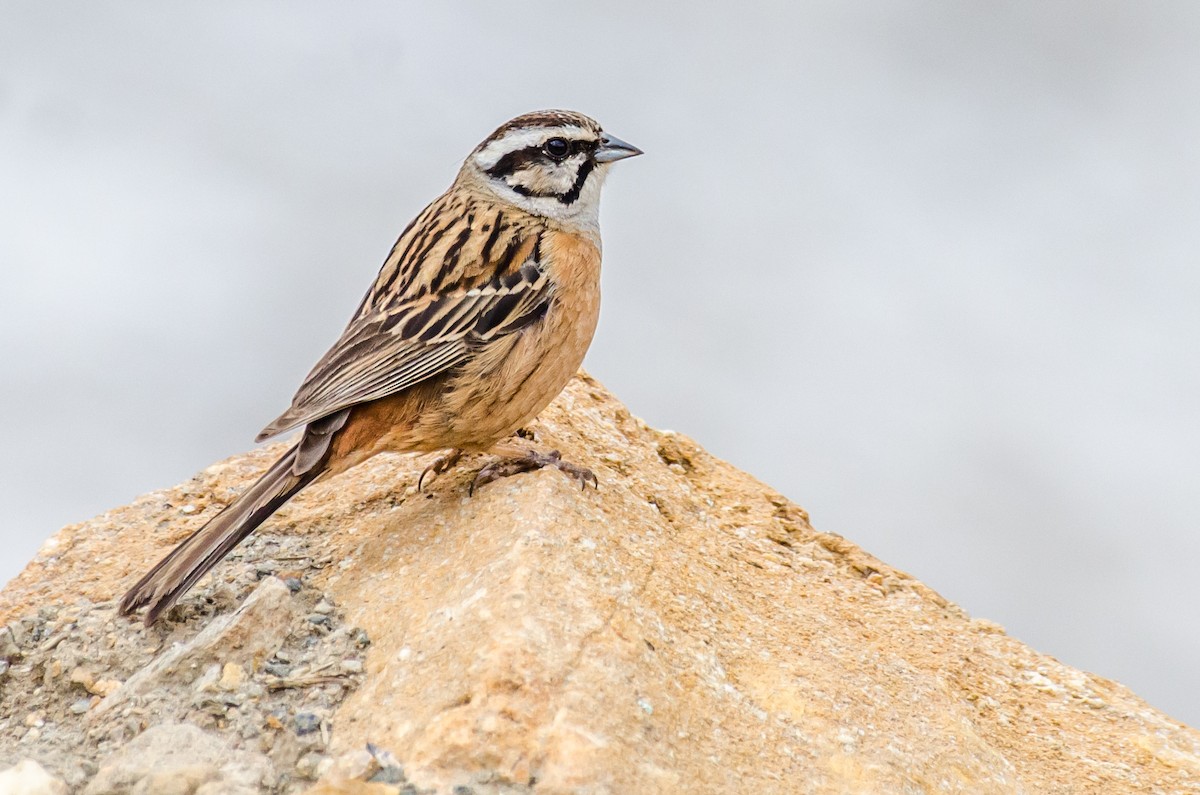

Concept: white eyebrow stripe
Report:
left=474, top=125, right=590, bottom=169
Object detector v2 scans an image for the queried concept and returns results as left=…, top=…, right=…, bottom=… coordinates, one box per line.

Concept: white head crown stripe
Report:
left=474, top=126, right=591, bottom=170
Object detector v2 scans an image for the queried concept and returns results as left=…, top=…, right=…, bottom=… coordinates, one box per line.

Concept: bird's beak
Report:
left=594, top=132, right=643, bottom=163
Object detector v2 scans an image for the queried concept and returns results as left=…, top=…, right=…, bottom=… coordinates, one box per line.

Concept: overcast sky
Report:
left=2, top=2, right=1198, bottom=727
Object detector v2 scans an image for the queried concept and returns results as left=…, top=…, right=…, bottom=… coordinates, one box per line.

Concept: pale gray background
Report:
left=2, top=2, right=1198, bottom=725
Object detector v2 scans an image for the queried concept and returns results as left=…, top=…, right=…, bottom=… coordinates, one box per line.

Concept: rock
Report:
left=304, top=782, right=402, bottom=795
left=83, top=723, right=271, bottom=795
left=68, top=665, right=96, bottom=691
left=0, top=626, right=20, bottom=660
left=0, top=759, right=69, bottom=795
left=0, top=374, right=1198, bottom=794
left=90, top=678, right=122, bottom=697
left=92, top=575, right=297, bottom=717
left=295, top=713, right=322, bottom=736
left=70, top=666, right=123, bottom=697
left=219, top=662, right=247, bottom=690
left=313, top=745, right=411, bottom=795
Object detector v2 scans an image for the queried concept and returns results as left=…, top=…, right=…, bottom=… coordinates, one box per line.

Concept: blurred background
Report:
left=2, top=2, right=1198, bottom=725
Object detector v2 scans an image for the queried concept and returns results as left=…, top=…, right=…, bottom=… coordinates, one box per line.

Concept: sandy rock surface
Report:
left=1, top=373, right=1199, bottom=794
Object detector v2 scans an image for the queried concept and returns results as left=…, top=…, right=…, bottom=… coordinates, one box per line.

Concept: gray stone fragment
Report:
left=0, top=627, right=20, bottom=660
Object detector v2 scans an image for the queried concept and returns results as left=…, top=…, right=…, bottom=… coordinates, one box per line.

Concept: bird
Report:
left=118, top=109, right=642, bottom=625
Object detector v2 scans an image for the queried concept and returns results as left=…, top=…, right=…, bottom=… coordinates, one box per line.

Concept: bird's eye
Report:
left=543, top=138, right=571, bottom=160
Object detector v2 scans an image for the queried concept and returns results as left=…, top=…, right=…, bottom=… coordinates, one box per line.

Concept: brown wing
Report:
left=257, top=194, right=550, bottom=441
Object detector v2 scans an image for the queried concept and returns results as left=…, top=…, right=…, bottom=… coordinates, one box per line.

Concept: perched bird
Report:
left=119, top=110, right=642, bottom=625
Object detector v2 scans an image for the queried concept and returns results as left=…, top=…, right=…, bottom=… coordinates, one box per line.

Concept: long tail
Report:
left=118, top=443, right=321, bottom=626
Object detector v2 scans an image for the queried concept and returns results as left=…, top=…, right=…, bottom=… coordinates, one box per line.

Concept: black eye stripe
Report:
left=485, top=146, right=540, bottom=179
left=482, top=138, right=600, bottom=205
left=485, top=141, right=595, bottom=179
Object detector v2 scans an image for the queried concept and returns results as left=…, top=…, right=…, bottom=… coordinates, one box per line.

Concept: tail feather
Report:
left=118, top=444, right=320, bottom=626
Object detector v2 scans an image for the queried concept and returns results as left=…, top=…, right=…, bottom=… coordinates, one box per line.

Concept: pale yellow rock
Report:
left=219, top=662, right=247, bottom=690
left=90, top=678, right=123, bottom=698
left=68, top=665, right=95, bottom=692
left=305, top=782, right=399, bottom=795
left=0, top=759, right=69, bottom=795
left=3, top=374, right=1200, bottom=794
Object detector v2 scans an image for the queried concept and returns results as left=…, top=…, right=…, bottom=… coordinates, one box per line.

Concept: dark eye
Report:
left=543, top=138, right=571, bottom=160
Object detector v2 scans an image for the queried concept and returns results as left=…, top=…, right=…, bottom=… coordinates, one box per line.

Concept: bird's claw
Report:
left=419, top=449, right=463, bottom=491
left=470, top=449, right=598, bottom=495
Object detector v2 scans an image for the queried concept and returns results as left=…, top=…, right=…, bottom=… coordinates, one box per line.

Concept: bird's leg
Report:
left=470, top=438, right=598, bottom=494
left=418, top=448, right=463, bottom=491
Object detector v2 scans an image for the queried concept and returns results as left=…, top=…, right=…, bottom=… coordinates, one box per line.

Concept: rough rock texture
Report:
left=83, top=722, right=273, bottom=795
left=2, top=373, right=1199, bottom=794
left=0, top=759, right=68, bottom=795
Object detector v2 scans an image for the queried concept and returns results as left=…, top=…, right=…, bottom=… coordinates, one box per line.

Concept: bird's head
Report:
left=461, top=109, right=642, bottom=231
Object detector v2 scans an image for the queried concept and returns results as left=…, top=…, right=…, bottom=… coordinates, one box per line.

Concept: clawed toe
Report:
left=470, top=449, right=598, bottom=495
left=419, top=449, right=463, bottom=491
left=469, top=456, right=537, bottom=495
left=554, top=454, right=599, bottom=490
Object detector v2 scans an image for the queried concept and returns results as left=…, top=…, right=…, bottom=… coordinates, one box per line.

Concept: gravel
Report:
left=0, top=529, right=389, bottom=793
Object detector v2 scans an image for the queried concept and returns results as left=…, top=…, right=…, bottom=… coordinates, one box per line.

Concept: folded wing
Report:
left=257, top=258, right=551, bottom=441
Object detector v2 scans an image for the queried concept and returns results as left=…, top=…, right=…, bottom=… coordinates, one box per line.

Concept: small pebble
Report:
left=369, top=766, right=406, bottom=785
left=69, top=698, right=92, bottom=715
left=220, top=692, right=246, bottom=707
left=91, top=678, right=123, bottom=697
left=264, top=662, right=292, bottom=678
left=294, top=712, right=321, bottom=735
left=179, top=503, right=198, bottom=514
left=313, top=600, right=335, bottom=615
left=340, top=659, right=363, bottom=674
left=306, top=613, right=330, bottom=626
left=284, top=578, right=303, bottom=593
left=295, top=752, right=327, bottom=779
left=0, top=627, right=19, bottom=658
left=219, top=662, right=246, bottom=690
left=354, top=629, right=371, bottom=648
left=199, top=699, right=228, bottom=717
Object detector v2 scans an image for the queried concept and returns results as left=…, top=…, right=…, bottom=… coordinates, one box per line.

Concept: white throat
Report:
left=474, top=161, right=610, bottom=238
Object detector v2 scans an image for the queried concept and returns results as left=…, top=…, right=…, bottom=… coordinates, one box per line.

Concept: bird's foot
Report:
left=419, top=449, right=463, bottom=491
left=470, top=449, right=598, bottom=495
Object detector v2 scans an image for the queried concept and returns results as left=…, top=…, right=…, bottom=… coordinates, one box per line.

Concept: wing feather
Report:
left=256, top=240, right=551, bottom=442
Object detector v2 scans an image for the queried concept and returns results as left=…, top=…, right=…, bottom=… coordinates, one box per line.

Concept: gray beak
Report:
left=594, top=132, right=643, bottom=163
